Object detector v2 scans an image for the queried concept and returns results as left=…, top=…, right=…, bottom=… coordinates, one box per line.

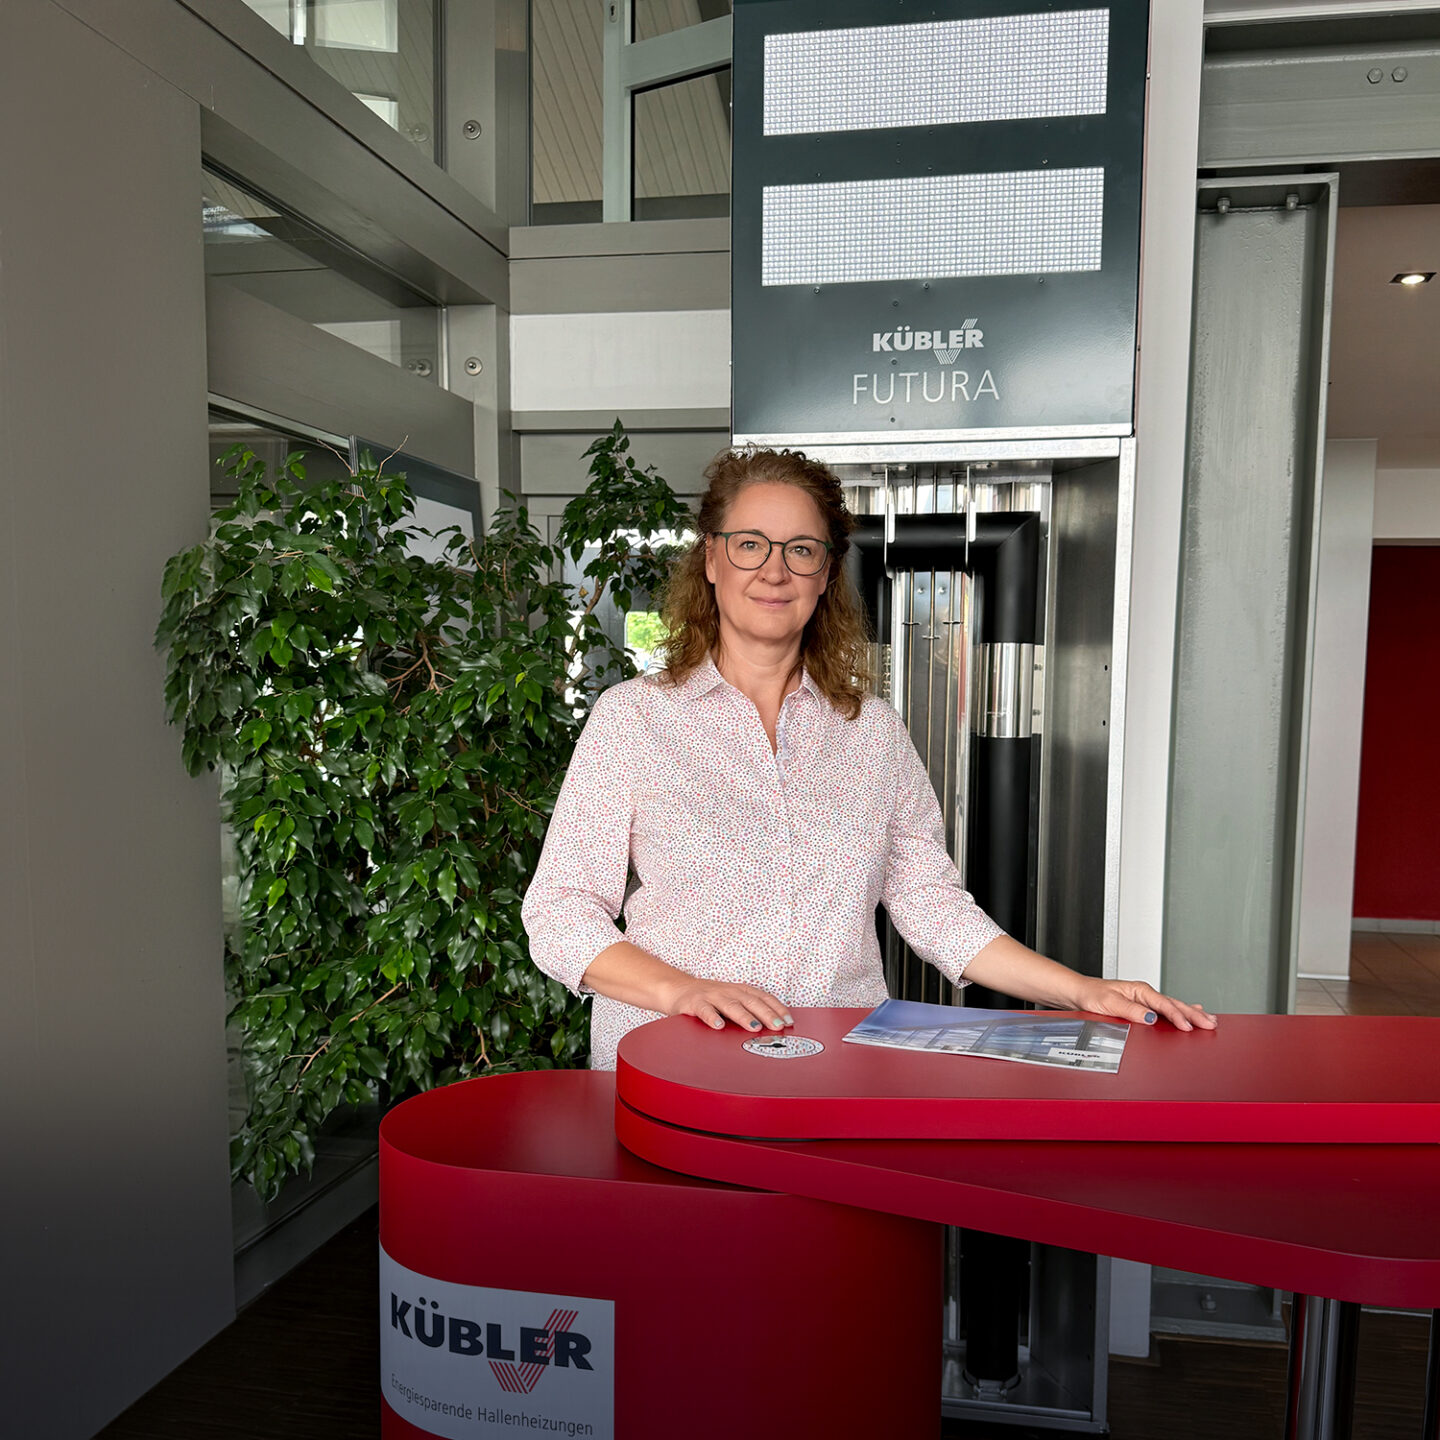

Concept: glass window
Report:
left=634, top=72, right=731, bottom=220
left=246, top=0, right=292, bottom=36
left=529, top=0, right=731, bottom=224
left=314, top=0, right=398, bottom=50
left=239, top=0, right=437, bottom=160
left=202, top=169, right=441, bottom=379
left=633, top=0, right=731, bottom=42
left=625, top=610, right=669, bottom=674
left=530, top=0, right=604, bottom=224
left=207, top=406, right=354, bottom=506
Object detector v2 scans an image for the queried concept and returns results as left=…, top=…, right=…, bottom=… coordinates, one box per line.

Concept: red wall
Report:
left=1353, top=546, right=1440, bottom=920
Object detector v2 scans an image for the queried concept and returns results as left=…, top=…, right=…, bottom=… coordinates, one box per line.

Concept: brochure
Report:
left=842, top=998, right=1129, bottom=1074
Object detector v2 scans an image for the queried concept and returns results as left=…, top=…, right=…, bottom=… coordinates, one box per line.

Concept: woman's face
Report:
left=704, top=482, right=830, bottom=654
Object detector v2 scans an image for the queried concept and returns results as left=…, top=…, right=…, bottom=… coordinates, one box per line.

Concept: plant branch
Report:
left=290, top=982, right=403, bottom=1088
left=373, top=437, right=409, bottom=479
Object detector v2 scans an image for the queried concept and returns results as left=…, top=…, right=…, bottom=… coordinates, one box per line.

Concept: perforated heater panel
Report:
left=764, top=9, right=1109, bottom=136
left=762, top=167, right=1105, bottom=287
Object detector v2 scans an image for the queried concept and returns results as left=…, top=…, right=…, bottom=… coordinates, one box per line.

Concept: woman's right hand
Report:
left=661, top=978, right=794, bottom=1034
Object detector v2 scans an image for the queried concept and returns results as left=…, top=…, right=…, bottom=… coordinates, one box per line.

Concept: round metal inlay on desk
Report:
left=742, top=1035, right=825, bottom=1059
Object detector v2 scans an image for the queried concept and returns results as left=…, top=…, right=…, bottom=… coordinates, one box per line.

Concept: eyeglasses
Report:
left=713, top=530, right=833, bottom=577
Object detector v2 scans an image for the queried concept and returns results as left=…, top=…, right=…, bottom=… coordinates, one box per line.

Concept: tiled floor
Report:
left=1295, top=929, right=1440, bottom=1016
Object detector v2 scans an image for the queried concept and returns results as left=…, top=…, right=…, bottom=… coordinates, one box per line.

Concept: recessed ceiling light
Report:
left=1391, top=272, right=1435, bottom=286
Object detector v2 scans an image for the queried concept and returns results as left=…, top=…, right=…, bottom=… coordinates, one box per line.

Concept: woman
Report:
left=522, top=447, right=1215, bottom=1069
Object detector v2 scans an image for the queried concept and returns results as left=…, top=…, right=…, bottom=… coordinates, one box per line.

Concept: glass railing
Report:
left=203, top=168, right=441, bottom=379
left=242, top=0, right=438, bottom=161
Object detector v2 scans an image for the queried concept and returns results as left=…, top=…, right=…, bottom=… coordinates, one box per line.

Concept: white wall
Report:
left=1107, top=0, right=1207, bottom=1360
left=1296, top=441, right=1377, bottom=979
left=510, top=310, right=730, bottom=413
left=1374, top=468, right=1440, bottom=541
left=1118, top=0, right=1205, bottom=1004
left=1297, top=444, right=1440, bottom=952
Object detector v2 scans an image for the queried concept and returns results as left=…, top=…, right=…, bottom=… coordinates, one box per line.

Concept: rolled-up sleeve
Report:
left=521, top=687, right=635, bottom=995
left=879, top=713, right=1005, bottom=986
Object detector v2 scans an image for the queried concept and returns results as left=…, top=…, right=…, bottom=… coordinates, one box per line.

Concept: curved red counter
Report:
left=378, top=1069, right=940, bottom=1440
left=380, top=1011, right=1440, bottom=1440
left=616, top=1007, right=1440, bottom=1144
left=616, top=1095, right=1440, bottom=1309
left=612, top=1007, right=1440, bottom=1439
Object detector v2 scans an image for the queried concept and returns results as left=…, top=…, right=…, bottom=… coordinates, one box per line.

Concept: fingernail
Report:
left=748, top=1020, right=761, bottom=1030
left=1144, top=1010, right=1157, bottom=1025
left=782, top=1015, right=795, bottom=1026
left=769, top=1018, right=784, bottom=1029
left=711, top=1018, right=724, bottom=1029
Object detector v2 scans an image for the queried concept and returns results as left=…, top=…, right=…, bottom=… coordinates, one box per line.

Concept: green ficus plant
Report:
left=158, top=422, right=690, bottom=1201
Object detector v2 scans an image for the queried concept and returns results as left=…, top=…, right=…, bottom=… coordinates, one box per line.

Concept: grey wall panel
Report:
left=511, top=251, right=731, bottom=314
left=1201, top=42, right=1440, bottom=166
left=1295, top=439, right=1377, bottom=980
left=0, top=2, right=234, bottom=1433
left=520, top=430, right=725, bottom=498
left=510, top=219, right=731, bottom=315
left=514, top=407, right=732, bottom=432
left=1164, top=187, right=1334, bottom=1014
left=511, top=218, right=731, bottom=258
left=442, top=0, right=531, bottom=226
left=447, top=304, right=518, bottom=532
left=207, top=280, right=476, bottom=476
left=52, top=0, right=509, bottom=305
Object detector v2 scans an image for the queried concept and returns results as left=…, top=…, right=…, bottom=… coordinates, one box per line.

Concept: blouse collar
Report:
left=671, top=655, right=820, bottom=705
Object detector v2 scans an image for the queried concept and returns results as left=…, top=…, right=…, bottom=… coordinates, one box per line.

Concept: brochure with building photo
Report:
left=843, top=999, right=1129, bottom=1073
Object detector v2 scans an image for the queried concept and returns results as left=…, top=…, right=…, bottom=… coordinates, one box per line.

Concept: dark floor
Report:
left=98, top=1206, right=1433, bottom=1440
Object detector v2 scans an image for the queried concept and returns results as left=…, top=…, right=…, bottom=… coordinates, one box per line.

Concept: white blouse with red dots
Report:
left=521, top=659, right=1004, bottom=1071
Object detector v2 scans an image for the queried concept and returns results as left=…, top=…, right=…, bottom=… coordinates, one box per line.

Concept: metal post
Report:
left=601, top=0, right=632, bottom=222
left=1283, top=1295, right=1359, bottom=1440
left=1423, top=1310, right=1440, bottom=1440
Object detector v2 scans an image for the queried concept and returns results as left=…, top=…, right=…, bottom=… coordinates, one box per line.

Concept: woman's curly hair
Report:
left=658, top=446, right=873, bottom=719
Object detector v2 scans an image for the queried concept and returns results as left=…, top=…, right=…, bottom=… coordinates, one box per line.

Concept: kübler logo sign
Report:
left=380, top=1249, right=614, bottom=1440
left=390, top=1292, right=594, bottom=1394
left=872, top=319, right=984, bottom=362
left=854, top=318, right=999, bottom=409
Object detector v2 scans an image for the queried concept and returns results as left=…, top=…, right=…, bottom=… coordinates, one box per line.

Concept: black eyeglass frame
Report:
left=711, top=529, right=834, bottom=577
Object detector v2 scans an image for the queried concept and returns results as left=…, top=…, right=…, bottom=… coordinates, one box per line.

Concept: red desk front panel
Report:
left=379, top=1070, right=940, bottom=1440
left=617, top=1009, right=1440, bottom=1144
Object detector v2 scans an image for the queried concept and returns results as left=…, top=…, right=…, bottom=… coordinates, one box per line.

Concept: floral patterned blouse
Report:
left=521, top=659, right=1004, bottom=1069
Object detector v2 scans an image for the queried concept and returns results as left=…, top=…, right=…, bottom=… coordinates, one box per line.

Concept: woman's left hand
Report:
left=1074, top=977, right=1217, bottom=1032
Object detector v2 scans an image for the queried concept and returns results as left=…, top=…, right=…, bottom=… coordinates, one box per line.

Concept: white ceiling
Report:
left=1326, top=203, right=1440, bottom=466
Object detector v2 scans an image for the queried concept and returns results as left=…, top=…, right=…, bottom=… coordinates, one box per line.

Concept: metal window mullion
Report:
left=604, top=8, right=731, bottom=222
left=602, top=0, right=634, bottom=222
left=622, top=15, right=733, bottom=91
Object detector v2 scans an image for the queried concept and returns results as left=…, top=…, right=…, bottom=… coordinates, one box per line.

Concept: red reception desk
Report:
left=617, top=1008, right=1440, bottom=1146
left=617, top=1010, right=1440, bottom=1309
left=381, top=1010, right=1440, bottom=1440
left=379, top=1068, right=940, bottom=1440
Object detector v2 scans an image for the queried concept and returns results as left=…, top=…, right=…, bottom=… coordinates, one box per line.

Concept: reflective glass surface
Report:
left=530, top=0, right=732, bottom=223
left=530, top=0, right=604, bottom=224
left=634, top=0, right=731, bottom=42
left=203, top=169, right=440, bottom=379
left=241, top=0, right=437, bottom=159
left=634, top=71, right=731, bottom=220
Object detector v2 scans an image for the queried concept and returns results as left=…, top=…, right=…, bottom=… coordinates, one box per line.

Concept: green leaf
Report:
left=357, top=1046, right=387, bottom=1079
left=437, top=866, right=457, bottom=907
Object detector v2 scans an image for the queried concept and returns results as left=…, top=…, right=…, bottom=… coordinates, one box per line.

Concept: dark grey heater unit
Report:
left=728, top=0, right=1150, bottom=1427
